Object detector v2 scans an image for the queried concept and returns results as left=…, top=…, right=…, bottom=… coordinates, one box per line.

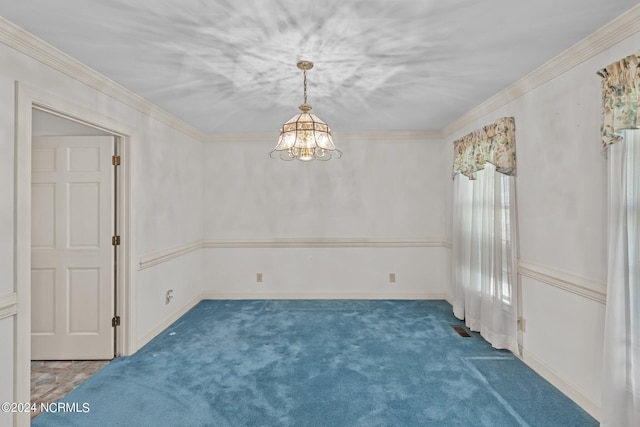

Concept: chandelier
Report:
left=270, top=60, right=341, bottom=161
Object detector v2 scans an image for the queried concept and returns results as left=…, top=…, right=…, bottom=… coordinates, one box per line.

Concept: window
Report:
left=452, top=163, right=518, bottom=351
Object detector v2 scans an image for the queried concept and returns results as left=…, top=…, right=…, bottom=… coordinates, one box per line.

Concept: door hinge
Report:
left=112, top=316, right=121, bottom=327
left=112, top=235, right=121, bottom=246
left=112, top=155, right=121, bottom=166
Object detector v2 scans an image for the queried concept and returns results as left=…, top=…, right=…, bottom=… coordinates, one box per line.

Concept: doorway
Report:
left=14, top=83, right=137, bottom=426
left=29, top=112, right=118, bottom=415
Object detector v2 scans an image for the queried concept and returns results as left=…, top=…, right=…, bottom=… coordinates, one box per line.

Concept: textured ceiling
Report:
left=0, top=0, right=637, bottom=134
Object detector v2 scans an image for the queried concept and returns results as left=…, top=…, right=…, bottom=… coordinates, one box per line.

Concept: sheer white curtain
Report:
left=602, top=130, right=640, bottom=427
left=452, top=163, right=518, bottom=352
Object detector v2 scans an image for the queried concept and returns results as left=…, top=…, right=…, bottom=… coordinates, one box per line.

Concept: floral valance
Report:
left=597, top=52, right=640, bottom=147
left=452, top=116, right=516, bottom=180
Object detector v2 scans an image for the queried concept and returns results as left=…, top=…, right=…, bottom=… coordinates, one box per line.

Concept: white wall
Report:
left=203, top=246, right=447, bottom=298
left=202, top=137, right=449, bottom=298
left=443, top=29, right=640, bottom=419
left=0, top=316, right=14, bottom=427
left=442, top=136, right=454, bottom=302
left=0, top=31, right=204, bottom=422
left=134, top=120, right=203, bottom=343
left=137, top=250, right=203, bottom=345
left=0, top=47, right=16, bottom=295
left=136, top=121, right=203, bottom=256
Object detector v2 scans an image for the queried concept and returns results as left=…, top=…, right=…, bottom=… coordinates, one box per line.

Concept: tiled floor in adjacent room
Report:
left=31, top=360, right=110, bottom=419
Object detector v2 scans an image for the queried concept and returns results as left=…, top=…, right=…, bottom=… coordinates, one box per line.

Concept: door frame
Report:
left=14, top=82, right=138, bottom=420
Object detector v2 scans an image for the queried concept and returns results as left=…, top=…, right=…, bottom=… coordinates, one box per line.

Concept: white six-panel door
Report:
left=31, top=136, right=115, bottom=360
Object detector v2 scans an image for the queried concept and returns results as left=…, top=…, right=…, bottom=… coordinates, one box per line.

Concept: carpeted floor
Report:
left=32, top=300, right=597, bottom=426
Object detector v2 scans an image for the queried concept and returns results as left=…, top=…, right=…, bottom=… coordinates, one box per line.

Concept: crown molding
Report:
left=334, top=130, right=443, bottom=141
left=442, top=4, right=640, bottom=139
left=201, top=132, right=278, bottom=143
left=202, top=130, right=443, bottom=143
left=0, top=15, right=205, bottom=141
left=0, top=15, right=443, bottom=144
left=3, top=3, right=639, bottom=144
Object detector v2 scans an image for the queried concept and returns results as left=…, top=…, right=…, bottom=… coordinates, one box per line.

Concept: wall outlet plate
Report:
left=518, top=317, right=526, bottom=332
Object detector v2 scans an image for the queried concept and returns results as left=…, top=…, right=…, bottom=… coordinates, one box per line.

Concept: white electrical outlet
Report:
left=165, top=289, right=173, bottom=305
left=389, top=273, right=396, bottom=283
left=256, top=273, right=263, bottom=283
left=518, top=317, right=526, bottom=332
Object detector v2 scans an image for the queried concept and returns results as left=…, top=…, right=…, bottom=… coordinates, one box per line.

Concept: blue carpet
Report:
left=33, top=300, right=597, bottom=426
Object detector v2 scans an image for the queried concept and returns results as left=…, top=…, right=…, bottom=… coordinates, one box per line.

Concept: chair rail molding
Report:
left=518, top=260, right=606, bottom=304
left=138, top=238, right=450, bottom=270
left=203, top=238, right=449, bottom=249
left=0, top=292, right=18, bottom=320
left=139, top=240, right=204, bottom=270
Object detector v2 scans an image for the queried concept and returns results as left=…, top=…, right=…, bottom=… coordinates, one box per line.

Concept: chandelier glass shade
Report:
left=270, top=61, right=341, bottom=161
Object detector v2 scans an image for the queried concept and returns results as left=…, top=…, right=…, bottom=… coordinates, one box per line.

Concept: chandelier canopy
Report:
left=270, top=61, right=341, bottom=161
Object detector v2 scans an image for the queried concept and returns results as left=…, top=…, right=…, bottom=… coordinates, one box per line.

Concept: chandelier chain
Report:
left=303, top=69, right=307, bottom=105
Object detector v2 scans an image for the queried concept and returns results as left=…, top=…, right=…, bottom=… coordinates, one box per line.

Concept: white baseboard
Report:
left=520, top=349, right=601, bottom=421
left=136, top=292, right=445, bottom=349
left=201, top=292, right=446, bottom=300
left=136, top=295, right=201, bottom=350
left=444, top=294, right=453, bottom=306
